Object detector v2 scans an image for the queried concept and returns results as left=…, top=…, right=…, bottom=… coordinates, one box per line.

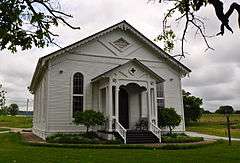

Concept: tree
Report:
left=235, top=110, right=240, bottom=114
left=0, top=106, right=8, bottom=115
left=8, top=103, right=19, bottom=116
left=158, top=107, right=181, bottom=134
left=215, top=105, right=234, bottom=114
left=202, top=109, right=212, bottom=114
left=0, top=84, right=7, bottom=108
left=183, top=90, right=203, bottom=124
left=0, top=0, right=80, bottom=52
left=73, top=110, right=105, bottom=133
left=153, top=0, right=240, bottom=58
left=215, top=105, right=234, bottom=146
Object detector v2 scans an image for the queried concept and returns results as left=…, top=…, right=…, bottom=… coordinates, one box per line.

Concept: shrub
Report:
left=73, top=110, right=105, bottom=133
left=135, top=118, right=148, bottom=130
left=46, top=132, right=121, bottom=144
left=161, top=134, right=203, bottom=143
left=158, top=108, right=181, bottom=134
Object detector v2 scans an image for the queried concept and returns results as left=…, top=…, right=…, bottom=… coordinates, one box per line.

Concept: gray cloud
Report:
left=183, top=65, right=236, bottom=87
left=0, top=0, right=240, bottom=112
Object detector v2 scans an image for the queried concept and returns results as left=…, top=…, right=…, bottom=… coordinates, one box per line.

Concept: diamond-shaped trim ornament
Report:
left=129, top=67, right=137, bottom=76
left=113, top=38, right=130, bottom=49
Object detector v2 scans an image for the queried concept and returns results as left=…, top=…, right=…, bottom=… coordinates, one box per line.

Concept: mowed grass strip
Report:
left=0, top=115, right=32, bottom=128
left=0, top=133, right=240, bottom=163
left=187, top=114, right=240, bottom=138
left=0, top=128, right=10, bottom=132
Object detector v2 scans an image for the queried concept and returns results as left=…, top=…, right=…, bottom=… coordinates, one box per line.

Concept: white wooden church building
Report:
left=29, top=21, right=191, bottom=143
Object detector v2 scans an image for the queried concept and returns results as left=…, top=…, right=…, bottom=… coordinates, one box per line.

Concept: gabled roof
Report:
left=29, top=20, right=191, bottom=92
left=91, top=58, right=165, bottom=82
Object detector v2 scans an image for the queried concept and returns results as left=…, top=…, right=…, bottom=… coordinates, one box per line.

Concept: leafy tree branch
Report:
left=153, top=0, right=240, bottom=59
left=0, top=0, right=80, bottom=52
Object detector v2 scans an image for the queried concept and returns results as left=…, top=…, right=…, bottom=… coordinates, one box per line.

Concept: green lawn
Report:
left=0, top=115, right=32, bottom=128
left=187, top=114, right=240, bottom=138
left=0, top=128, right=10, bottom=132
left=0, top=133, right=240, bottom=163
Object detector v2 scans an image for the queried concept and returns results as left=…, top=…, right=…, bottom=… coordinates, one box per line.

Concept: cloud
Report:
left=0, top=0, right=240, bottom=112
left=183, top=64, right=236, bottom=87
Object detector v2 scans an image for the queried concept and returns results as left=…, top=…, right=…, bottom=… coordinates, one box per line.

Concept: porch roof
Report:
left=91, top=58, right=165, bottom=82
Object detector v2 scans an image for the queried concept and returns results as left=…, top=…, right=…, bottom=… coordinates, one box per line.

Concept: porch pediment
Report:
left=91, top=58, right=164, bottom=83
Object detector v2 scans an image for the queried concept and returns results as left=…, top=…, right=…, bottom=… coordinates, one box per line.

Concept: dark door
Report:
left=119, top=88, right=129, bottom=129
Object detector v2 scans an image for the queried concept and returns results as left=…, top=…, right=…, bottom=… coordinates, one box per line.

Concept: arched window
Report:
left=73, top=73, right=84, bottom=116
left=156, top=82, right=164, bottom=109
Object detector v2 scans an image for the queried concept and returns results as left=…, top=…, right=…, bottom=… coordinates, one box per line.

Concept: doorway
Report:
left=119, top=87, right=129, bottom=129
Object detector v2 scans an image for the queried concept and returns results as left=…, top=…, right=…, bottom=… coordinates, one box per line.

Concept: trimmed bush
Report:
left=73, top=110, right=105, bottom=133
left=46, top=132, right=121, bottom=144
left=161, top=133, right=203, bottom=143
left=158, top=108, right=181, bottom=134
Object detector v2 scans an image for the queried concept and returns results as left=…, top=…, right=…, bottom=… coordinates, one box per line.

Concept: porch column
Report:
left=154, top=86, right=158, bottom=125
left=147, top=86, right=152, bottom=130
left=108, top=82, right=113, bottom=132
left=115, top=86, right=119, bottom=122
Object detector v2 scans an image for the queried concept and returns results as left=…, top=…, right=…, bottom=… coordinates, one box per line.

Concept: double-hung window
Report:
left=73, top=72, right=84, bottom=116
left=156, top=82, right=164, bottom=109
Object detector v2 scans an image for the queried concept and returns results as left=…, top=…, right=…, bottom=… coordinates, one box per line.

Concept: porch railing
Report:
left=115, top=121, right=127, bottom=144
left=149, top=122, right=161, bottom=143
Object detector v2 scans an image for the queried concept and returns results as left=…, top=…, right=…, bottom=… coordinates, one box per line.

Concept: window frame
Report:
left=71, top=72, right=84, bottom=118
left=156, top=82, right=165, bottom=109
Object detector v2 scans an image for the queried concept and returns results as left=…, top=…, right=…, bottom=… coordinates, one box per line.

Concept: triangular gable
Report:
left=40, top=20, right=191, bottom=73
left=30, top=20, right=191, bottom=92
left=91, top=58, right=165, bottom=82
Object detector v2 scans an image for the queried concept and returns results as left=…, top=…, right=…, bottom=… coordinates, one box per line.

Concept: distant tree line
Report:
left=202, top=105, right=240, bottom=114
left=215, top=105, right=240, bottom=114
left=182, top=90, right=240, bottom=124
left=0, top=103, right=19, bottom=116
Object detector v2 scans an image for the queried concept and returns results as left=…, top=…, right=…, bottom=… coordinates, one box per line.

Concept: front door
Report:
left=119, top=88, right=129, bottom=129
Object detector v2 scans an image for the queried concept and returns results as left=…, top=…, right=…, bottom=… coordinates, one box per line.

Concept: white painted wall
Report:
left=32, top=71, right=48, bottom=138
left=33, top=28, right=186, bottom=139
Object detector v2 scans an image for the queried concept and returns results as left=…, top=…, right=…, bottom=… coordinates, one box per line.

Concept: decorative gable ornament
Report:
left=112, top=37, right=130, bottom=51
left=129, top=66, right=137, bottom=76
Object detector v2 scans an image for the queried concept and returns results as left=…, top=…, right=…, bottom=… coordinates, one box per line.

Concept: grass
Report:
left=0, top=133, right=240, bottom=162
left=0, top=115, right=32, bottom=128
left=161, top=133, right=203, bottom=143
left=187, top=114, right=240, bottom=138
left=0, top=128, right=10, bottom=132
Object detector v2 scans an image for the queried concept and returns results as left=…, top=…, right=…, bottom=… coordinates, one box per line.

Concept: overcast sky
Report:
left=0, top=0, right=239, bottom=111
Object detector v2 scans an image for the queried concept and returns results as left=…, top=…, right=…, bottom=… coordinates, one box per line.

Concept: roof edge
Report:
left=30, top=20, right=191, bottom=92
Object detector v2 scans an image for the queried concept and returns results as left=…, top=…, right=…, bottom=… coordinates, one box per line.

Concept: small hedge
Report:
left=161, top=133, right=203, bottom=143
left=27, top=139, right=219, bottom=150
left=46, top=132, right=122, bottom=144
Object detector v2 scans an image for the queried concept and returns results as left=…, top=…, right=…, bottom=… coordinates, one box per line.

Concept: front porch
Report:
left=91, top=59, right=163, bottom=143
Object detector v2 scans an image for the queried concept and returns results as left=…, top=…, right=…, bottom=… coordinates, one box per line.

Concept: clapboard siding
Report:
left=33, top=27, right=187, bottom=139
left=33, top=71, right=48, bottom=138
left=46, top=51, right=184, bottom=133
